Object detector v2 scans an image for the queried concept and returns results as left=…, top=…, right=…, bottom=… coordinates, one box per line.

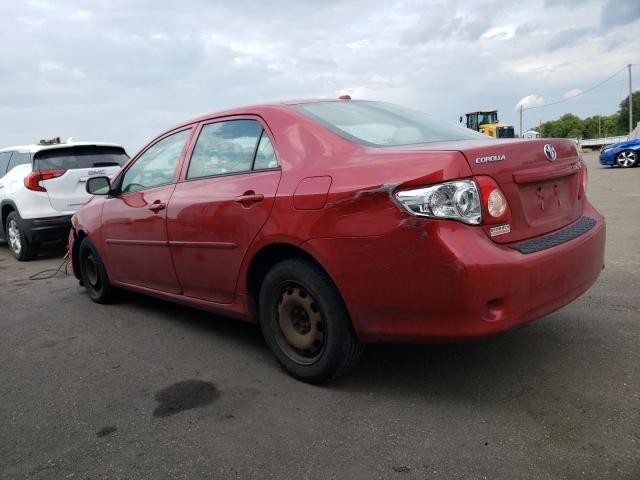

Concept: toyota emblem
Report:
left=544, top=144, right=557, bottom=161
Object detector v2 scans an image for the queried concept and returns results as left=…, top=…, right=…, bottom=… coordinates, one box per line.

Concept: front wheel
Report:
left=616, top=150, right=638, bottom=168
left=78, top=237, right=115, bottom=303
left=258, top=258, right=364, bottom=384
left=6, top=212, right=39, bottom=261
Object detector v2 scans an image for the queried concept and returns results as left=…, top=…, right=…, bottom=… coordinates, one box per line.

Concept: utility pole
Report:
left=629, top=64, right=633, bottom=134
left=519, top=104, right=523, bottom=138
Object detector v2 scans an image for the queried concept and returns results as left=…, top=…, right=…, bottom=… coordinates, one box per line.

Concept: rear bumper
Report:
left=303, top=202, right=605, bottom=343
left=21, top=215, right=72, bottom=243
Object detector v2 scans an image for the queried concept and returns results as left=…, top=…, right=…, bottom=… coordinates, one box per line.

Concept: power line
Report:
left=522, top=64, right=636, bottom=111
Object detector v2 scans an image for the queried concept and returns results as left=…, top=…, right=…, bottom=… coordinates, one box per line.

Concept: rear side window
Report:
left=6, top=152, right=31, bottom=172
left=188, top=120, right=264, bottom=179
left=34, top=146, right=128, bottom=171
left=295, top=100, right=484, bottom=147
left=0, top=152, right=11, bottom=176
left=253, top=133, right=278, bottom=170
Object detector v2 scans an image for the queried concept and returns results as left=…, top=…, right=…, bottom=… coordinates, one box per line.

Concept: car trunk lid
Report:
left=392, top=138, right=585, bottom=243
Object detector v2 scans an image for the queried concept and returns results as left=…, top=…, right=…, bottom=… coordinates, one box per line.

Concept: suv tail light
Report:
left=395, top=176, right=510, bottom=226
left=24, top=170, right=66, bottom=192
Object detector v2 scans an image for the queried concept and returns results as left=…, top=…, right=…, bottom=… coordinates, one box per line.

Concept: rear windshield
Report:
left=34, top=145, right=129, bottom=171
left=295, top=100, right=484, bottom=147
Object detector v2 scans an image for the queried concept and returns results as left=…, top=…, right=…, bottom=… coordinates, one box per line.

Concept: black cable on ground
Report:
left=29, top=253, right=70, bottom=280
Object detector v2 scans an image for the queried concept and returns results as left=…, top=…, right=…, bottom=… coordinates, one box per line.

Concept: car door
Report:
left=167, top=118, right=281, bottom=303
left=101, top=128, right=192, bottom=293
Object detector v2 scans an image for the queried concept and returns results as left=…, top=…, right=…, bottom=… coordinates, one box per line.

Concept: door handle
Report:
left=234, top=192, right=264, bottom=205
left=148, top=201, right=166, bottom=212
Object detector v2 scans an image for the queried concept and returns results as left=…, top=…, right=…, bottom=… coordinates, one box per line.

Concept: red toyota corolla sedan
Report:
left=68, top=98, right=605, bottom=383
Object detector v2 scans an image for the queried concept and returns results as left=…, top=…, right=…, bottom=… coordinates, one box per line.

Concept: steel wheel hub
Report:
left=85, top=253, right=99, bottom=287
left=277, top=286, right=325, bottom=362
left=7, top=219, right=21, bottom=255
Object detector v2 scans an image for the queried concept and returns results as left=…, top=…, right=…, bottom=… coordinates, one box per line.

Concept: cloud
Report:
left=514, top=22, right=539, bottom=37
left=401, top=3, right=495, bottom=45
left=0, top=0, right=638, bottom=150
left=563, top=88, right=583, bottom=99
left=600, top=0, right=640, bottom=26
left=516, top=95, right=545, bottom=110
left=546, top=27, right=593, bottom=51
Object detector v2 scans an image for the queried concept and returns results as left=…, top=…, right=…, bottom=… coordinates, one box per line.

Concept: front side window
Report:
left=121, top=129, right=191, bottom=194
left=187, top=120, right=264, bottom=179
left=296, top=101, right=484, bottom=147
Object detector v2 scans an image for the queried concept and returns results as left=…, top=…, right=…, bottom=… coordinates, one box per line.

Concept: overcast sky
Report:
left=1, top=0, right=639, bottom=153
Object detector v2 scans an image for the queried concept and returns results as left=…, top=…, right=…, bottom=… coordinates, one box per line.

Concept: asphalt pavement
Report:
left=0, top=151, right=638, bottom=479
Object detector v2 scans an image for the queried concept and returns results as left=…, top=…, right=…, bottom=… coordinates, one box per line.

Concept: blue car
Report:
left=599, top=138, right=640, bottom=168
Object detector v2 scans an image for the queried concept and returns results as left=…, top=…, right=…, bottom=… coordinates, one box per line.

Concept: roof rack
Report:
left=38, top=137, right=62, bottom=145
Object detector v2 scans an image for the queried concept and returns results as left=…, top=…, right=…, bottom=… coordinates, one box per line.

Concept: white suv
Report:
left=0, top=140, right=128, bottom=260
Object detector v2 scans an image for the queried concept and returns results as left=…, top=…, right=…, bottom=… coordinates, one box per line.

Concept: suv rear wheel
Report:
left=258, top=258, right=364, bottom=383
left=6, top=211, right=39, bottom=261
left=79, top=237, right=115, bottom=303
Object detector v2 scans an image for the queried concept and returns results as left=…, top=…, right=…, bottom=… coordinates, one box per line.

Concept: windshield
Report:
left=34, top=145, right=129, bottom=171
left=295, top=101, right=484, bottom=147
left=477, top=112, right=498, bottom=124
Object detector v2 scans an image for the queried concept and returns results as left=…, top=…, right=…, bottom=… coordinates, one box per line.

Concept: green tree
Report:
left=540, top=113, right=583, bottom=138
left=538, top=90, right=638, bottom=138
left=581, top=114, right=622, bottom=138
left=617, top=91, right=640, bottom=133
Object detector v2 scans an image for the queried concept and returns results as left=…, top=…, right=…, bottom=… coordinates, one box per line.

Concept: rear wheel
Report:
left=79, top=237, right=115, bottom=303
left=6, top=212, right=39, bottom=261
left=616, top=150, right=638, bottom=168
left=258, top=258, right=364, bottom=384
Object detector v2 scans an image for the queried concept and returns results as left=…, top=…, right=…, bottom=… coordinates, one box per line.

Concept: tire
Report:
left=78, top=237, right=115, bottom=303
left=6, top=211, right=39, bottom=261
left=616, top=150, right=638, bottom=168
left=258, top=258, right=364, bottom=384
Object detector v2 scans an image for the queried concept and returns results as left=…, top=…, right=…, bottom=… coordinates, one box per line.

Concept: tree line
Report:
left=538, top=91, right=639, bottom=139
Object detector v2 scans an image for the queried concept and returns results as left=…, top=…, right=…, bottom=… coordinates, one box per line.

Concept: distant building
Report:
left=523, top=130, right=540, bottom=139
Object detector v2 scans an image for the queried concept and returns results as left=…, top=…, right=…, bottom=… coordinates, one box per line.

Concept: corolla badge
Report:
left=543, top=144, right=557, bottom=161
left=475, top=154, right=506, bottom=164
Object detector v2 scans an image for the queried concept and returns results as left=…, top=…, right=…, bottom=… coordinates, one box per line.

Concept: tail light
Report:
left=24, top=170, right=66, bottom=192
left=474, top=176, right=510, bottom=225
left=579, top=161, right=588, bottom=198
left=395, top=176, right=510, bottom=226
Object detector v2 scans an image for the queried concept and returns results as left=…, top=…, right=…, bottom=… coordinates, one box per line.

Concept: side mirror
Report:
left=459, top=116, right=463, bottom=123
left=86, top=176, right=111, bottom=195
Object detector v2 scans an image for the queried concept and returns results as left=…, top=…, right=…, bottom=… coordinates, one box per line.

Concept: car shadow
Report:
left=36, top=241, right=67, bottom=260
left=329, top=320, right=571, bottom=400
left=113, top=289, right=267, bottom=351
left=108, top=288, right=571, bottom=400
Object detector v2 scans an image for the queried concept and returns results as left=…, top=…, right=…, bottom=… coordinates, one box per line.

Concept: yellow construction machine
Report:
left=461, top=110, right=515, bottom=138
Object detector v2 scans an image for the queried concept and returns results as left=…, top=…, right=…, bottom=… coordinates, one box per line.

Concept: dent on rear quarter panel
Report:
left=315, top=150, right=473, bottom=238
